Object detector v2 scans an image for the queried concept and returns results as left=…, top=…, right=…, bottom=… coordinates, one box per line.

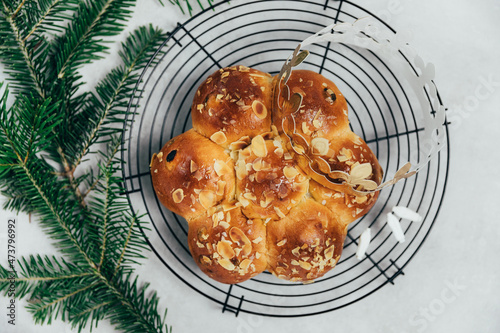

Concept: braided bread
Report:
left=150, top=65, right=382, bottom=284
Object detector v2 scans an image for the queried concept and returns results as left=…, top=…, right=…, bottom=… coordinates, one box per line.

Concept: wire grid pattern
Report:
left=121, top=0, right=450, bottom=317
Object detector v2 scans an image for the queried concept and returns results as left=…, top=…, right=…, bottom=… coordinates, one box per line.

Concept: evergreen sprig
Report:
left=0, top=0, right=174, bottom=332
left=167, top=0, right=215, bottom=15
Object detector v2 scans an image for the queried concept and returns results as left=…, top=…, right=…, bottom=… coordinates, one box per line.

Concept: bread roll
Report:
left=191, top=65, right=273, bottom=148
left=151, top=66, right=383, bottom=284
left=235, top=136, right=308, bottom=221
left=266, top=199, right=347, bottom=282
left=150, top=129, right=235, bottom=221
left=273, top=69, right=349, bottom=142
left=188, top=207, right=267, bottom=284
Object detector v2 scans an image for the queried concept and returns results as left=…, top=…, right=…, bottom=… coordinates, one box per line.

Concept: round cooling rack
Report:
left=121, top=0, right=450, bottom=317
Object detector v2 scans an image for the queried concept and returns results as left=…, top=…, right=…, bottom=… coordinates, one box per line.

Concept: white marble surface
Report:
left=1, top=0, right=500, bottom=332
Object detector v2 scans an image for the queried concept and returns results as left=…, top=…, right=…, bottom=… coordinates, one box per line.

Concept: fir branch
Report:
left=23, top=0, right=80, bottom=42
left=0, top=255, right=94, bottom=300
left=0, top=98, right=169, bottom=330
left=0, top=16, right=172, bottom=331
left=50, top=0, right=135, bottom=82
left=0, top=2, right=47, bottom=97
left=169, top=0, right=215, bottom=15
left=45, top=0, right=136, bottom=186
left=68, top=25, right=167, bottom=169
left=69, top=300, right=112, bottom=331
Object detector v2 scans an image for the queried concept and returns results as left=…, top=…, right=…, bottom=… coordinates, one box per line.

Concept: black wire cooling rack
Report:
left=121, top=0, right=450, bottom=317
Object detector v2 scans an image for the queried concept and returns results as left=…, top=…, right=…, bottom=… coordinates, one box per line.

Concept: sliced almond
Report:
left=222, top=202, right=239, bottom=211
left=239, top=136, right=251, bottom=144
left=354, top=195, right=368, bottom=204
left=324, top=245, right=335, bottom=260
left=235, top=159, right=247, bottom=180
left=275, top=267, right=285, bottom=274
left=199, top=256, right=212, bottom=265
left=243, top=192, right=257, bottom=201
left=190, top=160, right=198, bottom=173
left=274, top=206, right=286, bottom=219
left=252, top=236, right=263, bottom=244
left=218, top=258, right=235, bottom=271
left=199, top=190, right=215, bottom=209
left=252, top=157, right=263, bottom=171
left=157, top=151, right=164, bottom=162
left=219, top=221, right=230, bottom=229
left=340, top=147, right=353, bottom=159
left=238, top=194, right=250, bottom=207
left=350, top=162, right=372, bottom=181
left=251, top=135, right=267, bottom=157
left=277, top=239, right=287, bottom=247
left=216, top=180, right=226, bottom=196
left=302, top=122, right=312, bottom=135
left=311, top=137, right=330, bottom=156
left=217, top=241, right=235, bottom=259
left=210, top=131, right=227, bottom=145
left=292, top=247, right=301, bottom=257
left=274, top=147, right=284, bottom=158
left=283, top=166, right=299, bottom=180
left=214, top=160, right=231, bottom=177
left=207, top=206, right=216, bottom=217
left=172, top=189, right=184, bottom=203
left=240, top=259, right=252, bottom=271
left=312, top=109, right=322, bottom=129
left=212, top=211, right=223, bottom=227
left=251, top=100, right=267, bottom=120
left=229, top=227, right=252, bottom=256
left=229, top=140, right=248, bottom=150
left=260, top=160, right=272, bottom=171
left=299, top=261, right=312, bottom=270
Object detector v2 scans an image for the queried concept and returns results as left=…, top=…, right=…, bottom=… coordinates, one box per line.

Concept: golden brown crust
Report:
left=235, top=136, right=308, bottom=221
left=150, top=129, right=235, bottom=221
left=266, top=199, right=347, bottom=282
left=191, top=65, right=273, bottom=148
left=188, top=207, right=267, bottom=284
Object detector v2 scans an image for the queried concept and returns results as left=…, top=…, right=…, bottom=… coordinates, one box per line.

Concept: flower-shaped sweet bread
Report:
left=150, top=65, right=382, bottom=284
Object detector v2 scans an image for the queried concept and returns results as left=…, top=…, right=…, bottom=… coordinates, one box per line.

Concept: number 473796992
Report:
left=7, top=219, right=16, bottom=269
